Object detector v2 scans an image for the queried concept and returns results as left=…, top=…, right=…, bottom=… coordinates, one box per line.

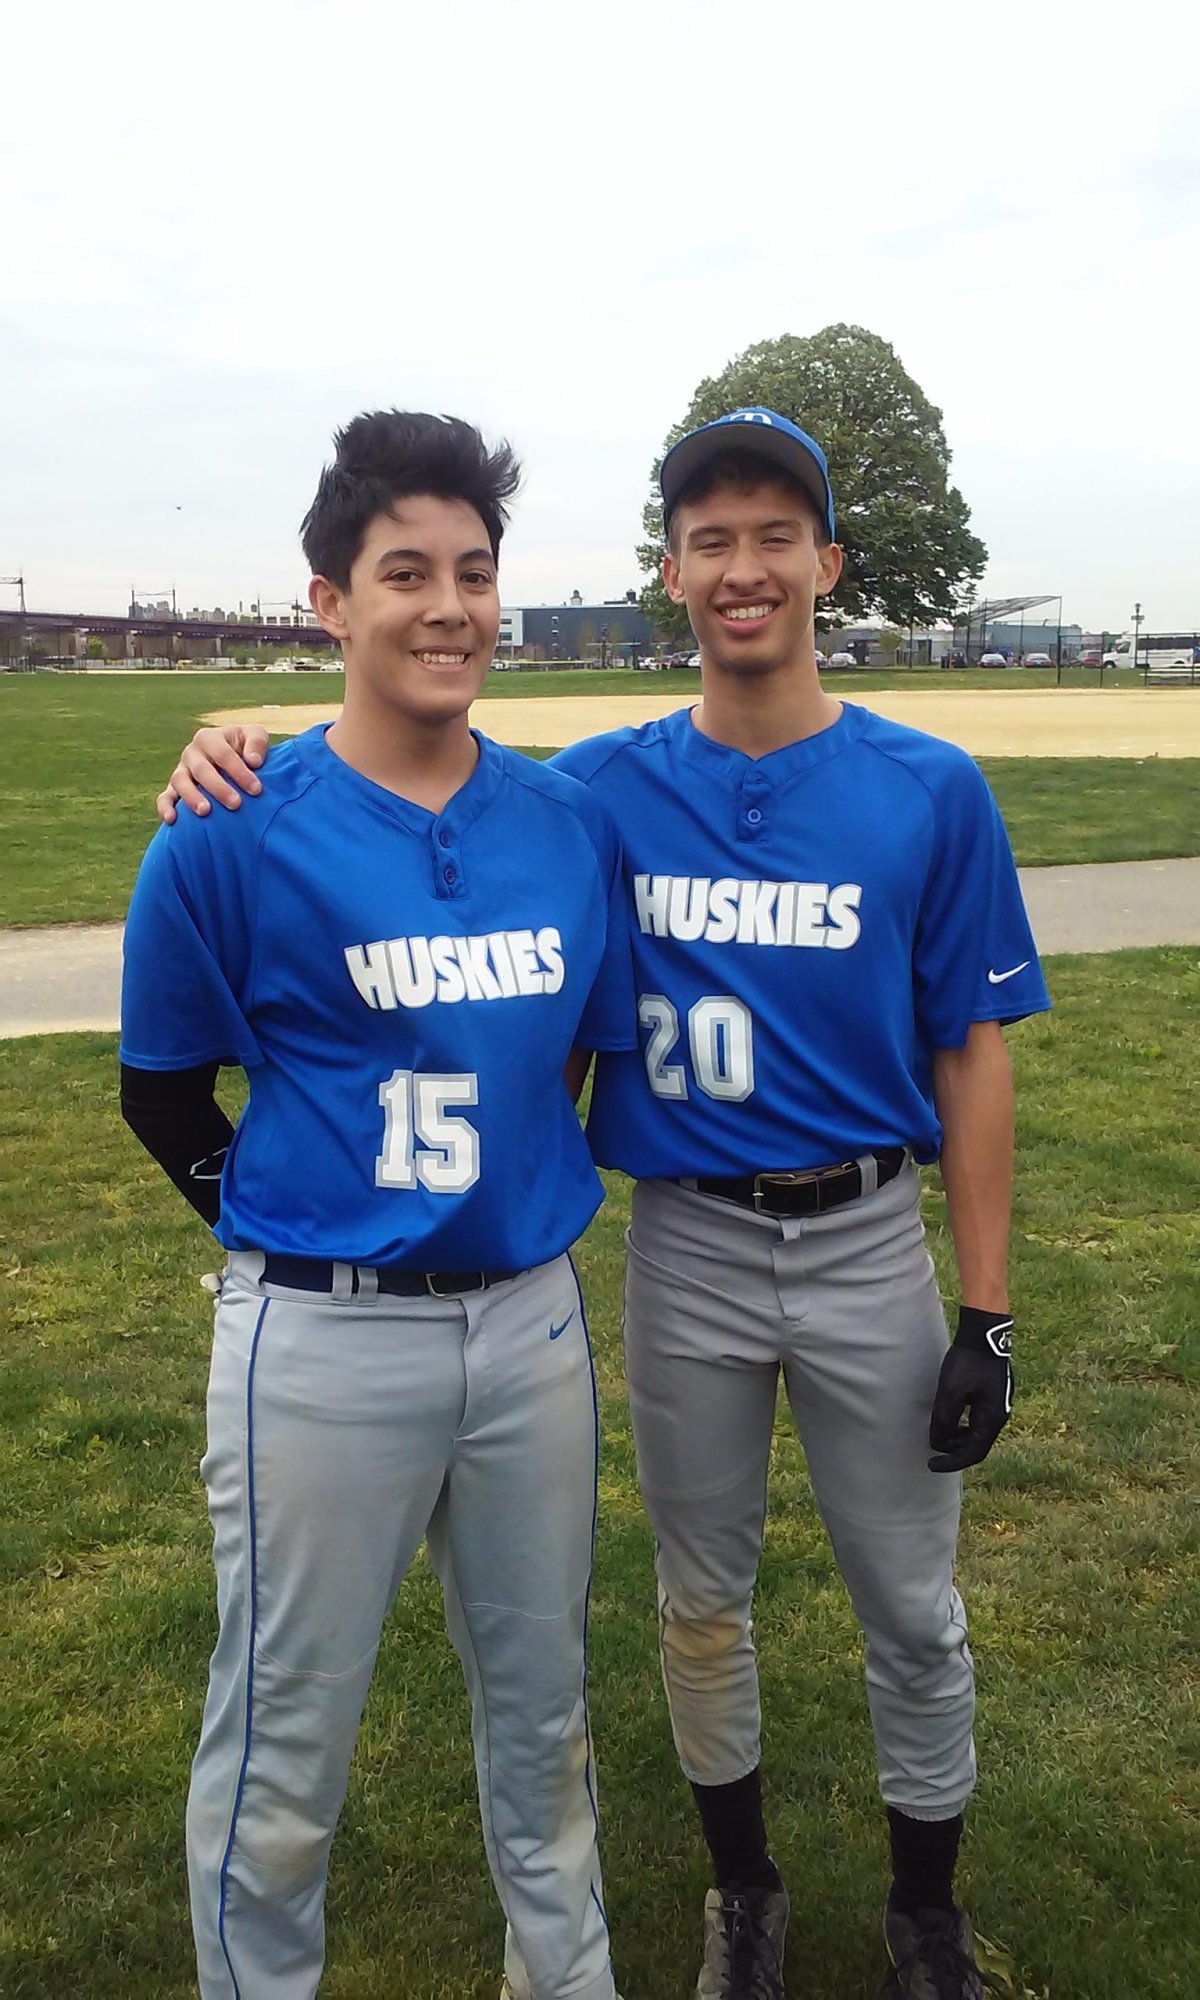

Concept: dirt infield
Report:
left=204, top=686, right=1200, bottom=757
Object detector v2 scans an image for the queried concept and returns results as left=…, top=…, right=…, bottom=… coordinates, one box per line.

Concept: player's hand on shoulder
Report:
left=928, top=1305, right=1014, bottom=1474
left=156, top=725, right=271, bottom=824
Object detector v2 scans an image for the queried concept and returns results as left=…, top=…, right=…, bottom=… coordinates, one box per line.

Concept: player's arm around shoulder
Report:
left=156, top=723, right=271, bottom=822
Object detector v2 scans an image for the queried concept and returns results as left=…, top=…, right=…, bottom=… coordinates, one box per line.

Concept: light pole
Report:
left=1, top=570, right=26, bottom=669
left=1132, top=600, right=1144, bottom=679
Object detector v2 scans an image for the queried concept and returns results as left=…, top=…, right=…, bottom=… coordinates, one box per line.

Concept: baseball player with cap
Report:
left=121, top=410, right=635, bottom=2000
left=559, top=409, right=1048, bottom=2000
left=160, top=406, right=1049, bottom=1999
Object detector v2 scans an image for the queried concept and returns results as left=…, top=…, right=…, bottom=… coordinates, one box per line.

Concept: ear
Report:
left=662, top=549, right=686, bottom=607
left=815, top=541, right=844, bottom=599
left=309, top=573, right=348, bottom=640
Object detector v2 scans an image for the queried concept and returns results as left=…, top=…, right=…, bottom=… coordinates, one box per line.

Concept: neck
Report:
left=692, top=650, right=842, bottom=758
left=327, top=696, right=478, bottom=813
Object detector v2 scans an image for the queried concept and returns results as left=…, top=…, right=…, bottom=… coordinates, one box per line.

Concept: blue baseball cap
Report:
left=660, top=406, right=835, bottom=542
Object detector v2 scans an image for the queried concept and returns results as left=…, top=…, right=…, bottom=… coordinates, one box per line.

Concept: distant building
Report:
left=503, top=599, right=651, bottom=659
left=821, top=623, right=954, bottom=665
left=982, top=620, right=1083, bottom=658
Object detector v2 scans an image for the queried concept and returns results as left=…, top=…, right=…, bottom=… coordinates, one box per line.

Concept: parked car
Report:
left=827, top=650, right=858, bottom=669
left=979, top=651, right=1009, bottom=668
left=1021, top=651, right=1053, bottom=668
left=1078, top=650, right=1101, bottom=666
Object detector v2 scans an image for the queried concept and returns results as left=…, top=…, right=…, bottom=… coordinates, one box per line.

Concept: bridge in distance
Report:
left=0, top=606, right=336, bottom=663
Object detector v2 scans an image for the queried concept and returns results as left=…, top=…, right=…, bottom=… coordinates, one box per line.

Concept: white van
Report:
left=1103, top=632, right=1198, bottom=674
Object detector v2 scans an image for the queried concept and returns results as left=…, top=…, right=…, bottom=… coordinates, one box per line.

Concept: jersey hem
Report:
left=118, top=1044, right=259, bottom=1072
left=926, top=996, right=1053, bottom=1048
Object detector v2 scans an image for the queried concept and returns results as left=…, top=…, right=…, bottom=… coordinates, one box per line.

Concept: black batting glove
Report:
left=928, top=1307, right=1014, bottom=1474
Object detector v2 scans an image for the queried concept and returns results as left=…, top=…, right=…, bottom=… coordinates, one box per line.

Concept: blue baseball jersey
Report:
left=121, top=727, right=636, bottom=1267
left=552, top=702, right=1050, bottom=1176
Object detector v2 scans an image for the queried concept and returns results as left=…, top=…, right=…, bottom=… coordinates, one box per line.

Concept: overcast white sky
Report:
left=2, top=0, right=1198, bottom=632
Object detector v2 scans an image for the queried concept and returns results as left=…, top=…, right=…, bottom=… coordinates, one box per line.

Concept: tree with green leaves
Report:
left=638, top=325, right=987, bottom=642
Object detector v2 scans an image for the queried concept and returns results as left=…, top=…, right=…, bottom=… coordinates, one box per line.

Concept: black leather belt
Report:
left=260, top=1254, right=520, bottom=1299
left=684, top=1148, right=906, bottom=1218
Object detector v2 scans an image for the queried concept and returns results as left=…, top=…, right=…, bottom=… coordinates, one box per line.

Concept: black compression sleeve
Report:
left=120, top=1061, right=235, bottom=1228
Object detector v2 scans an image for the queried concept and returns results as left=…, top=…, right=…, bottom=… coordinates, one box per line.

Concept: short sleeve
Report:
left=120, top=826, right=264, bottom=1071
left=573, top=807, right=638, bottom=1054
left=914, top=758, right=1051, bottom=1050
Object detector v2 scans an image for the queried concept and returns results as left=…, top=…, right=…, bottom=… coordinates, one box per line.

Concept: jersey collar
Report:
left=297, top=723, right=506, bottom=836
left=666, top=699, right=868, bottom=783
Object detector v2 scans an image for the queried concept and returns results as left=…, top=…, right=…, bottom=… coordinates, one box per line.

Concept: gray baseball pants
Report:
left=187, top=1251, right=614, bottom=2000
left=623, top=1162, right=976, bottom=1821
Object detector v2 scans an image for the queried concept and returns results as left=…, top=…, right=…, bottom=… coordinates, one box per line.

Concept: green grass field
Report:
left=2, top=949, right=1198, bottom=1998
left=2, top=672, right=1198, bottom=927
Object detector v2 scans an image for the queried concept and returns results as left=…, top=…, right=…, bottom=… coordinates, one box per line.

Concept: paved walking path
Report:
left=2, top=857, right=1198, bottom=1041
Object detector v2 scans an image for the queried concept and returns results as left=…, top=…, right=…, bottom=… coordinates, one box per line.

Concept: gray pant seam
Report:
left=452, top=1584, right=512, bottom=1932
left=252, top=1639, right=380, bottom=1683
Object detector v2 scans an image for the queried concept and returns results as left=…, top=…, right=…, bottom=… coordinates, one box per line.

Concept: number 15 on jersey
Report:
left=377, top=1069, right=481, bottom=1192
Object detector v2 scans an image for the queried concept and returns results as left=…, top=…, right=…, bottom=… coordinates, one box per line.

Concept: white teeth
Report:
left=724, top=605, right=773, bottom=621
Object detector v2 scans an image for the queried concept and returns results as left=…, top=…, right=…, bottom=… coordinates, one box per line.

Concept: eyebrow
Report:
left=375, top=546, right=496, bottom=569
left=687, top=516, right=804, bottom=541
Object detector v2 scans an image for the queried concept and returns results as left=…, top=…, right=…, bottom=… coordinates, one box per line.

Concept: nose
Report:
left=721, top=538, right=769, bottom=592
left=422, top=572, right=471, bottom=629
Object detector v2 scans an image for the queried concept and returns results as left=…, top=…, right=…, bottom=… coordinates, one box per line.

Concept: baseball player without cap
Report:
left=659, top=406, right=837, bottom=542
left=121, top=724, right=636, bottom=1269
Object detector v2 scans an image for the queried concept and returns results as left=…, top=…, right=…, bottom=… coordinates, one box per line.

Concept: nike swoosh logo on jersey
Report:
left=987, top=961, right=1030, bottom=984
left=548, top=1312, right=576, bottom=1341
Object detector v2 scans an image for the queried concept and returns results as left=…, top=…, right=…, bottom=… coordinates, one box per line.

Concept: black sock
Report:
left=690, top=1768, right=780, bottom=1891
left=886, top=1807, right=964, bottom=1916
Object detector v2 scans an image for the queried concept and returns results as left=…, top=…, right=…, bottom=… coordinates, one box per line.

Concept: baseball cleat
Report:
left=694, top=1878, right=789, bottom=1997
left=880, top=1901, right=986, bottom=1997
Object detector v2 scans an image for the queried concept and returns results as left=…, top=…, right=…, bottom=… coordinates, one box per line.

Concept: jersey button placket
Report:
left=738, top=776, right=770, bottom=842
left=434, top=825, right=463, bottom=897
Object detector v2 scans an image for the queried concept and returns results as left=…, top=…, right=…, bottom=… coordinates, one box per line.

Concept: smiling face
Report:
left=310, top=493, right=500, bottom=731
left=663, top=475, right=843, bottom=679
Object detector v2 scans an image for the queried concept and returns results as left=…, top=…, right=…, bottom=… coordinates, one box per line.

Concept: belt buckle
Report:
left=752, top=1168, right=820, bottom=1213
left=753, top=1162, right=857, bottom=1215
left=424, top=1270, right=485, bottom=1299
